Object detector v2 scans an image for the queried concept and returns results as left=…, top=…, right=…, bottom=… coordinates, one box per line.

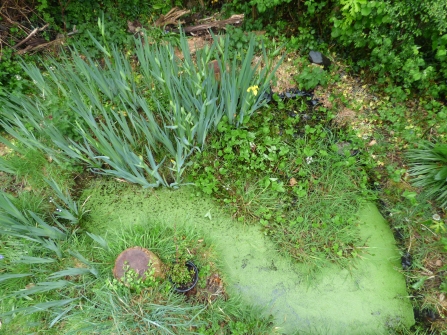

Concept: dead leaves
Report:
left=289, top=177, right=297, bottom=186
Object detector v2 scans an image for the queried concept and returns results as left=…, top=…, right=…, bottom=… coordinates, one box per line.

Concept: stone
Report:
left=308, top=51, right=331, bottom=69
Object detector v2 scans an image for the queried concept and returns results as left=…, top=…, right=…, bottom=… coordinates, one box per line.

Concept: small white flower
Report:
left=433, top=214, right=441, bottom=221
left=49, top=66, right=55, bottom=71
left=306, top=157, right=313, bottom=164
left=15, top=75, right=22, bottom=80
left=32, top=79, right=37, bottom=85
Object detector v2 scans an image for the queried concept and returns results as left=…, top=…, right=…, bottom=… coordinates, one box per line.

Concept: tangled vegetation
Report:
left=1, top=0, right=447, bottom=333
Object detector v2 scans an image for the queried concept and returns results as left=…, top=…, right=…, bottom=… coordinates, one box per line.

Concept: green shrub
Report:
left=331, top=0, right=447, bottom=96
left=407, top=142, right=447, bottom=208
left=230, top=0, right=447, bottom=97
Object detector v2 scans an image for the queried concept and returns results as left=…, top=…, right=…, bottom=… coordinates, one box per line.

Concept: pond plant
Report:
left=0, top=0, right=446, bottom=331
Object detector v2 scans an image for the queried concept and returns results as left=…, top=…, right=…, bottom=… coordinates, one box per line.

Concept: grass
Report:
left=0, top=192, right=277, bottom=334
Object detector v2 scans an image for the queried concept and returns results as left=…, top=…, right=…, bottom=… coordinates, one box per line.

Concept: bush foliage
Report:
left=247, top=0, right=447, bottom=97
left=2, top=0, right=447, bottom=96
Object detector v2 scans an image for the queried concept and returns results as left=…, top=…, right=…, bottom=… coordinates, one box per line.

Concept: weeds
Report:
left=189, top=97, right=374, bottom=267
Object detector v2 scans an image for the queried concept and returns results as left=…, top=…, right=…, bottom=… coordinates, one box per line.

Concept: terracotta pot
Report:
left=113, top=246, right=164, bottom=285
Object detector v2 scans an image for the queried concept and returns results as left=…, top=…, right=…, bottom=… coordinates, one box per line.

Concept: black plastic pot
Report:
left=170, top=261, right=199, bottom=293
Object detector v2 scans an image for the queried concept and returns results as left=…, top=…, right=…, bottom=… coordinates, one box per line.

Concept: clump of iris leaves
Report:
left=0, top=20, right=374, bottom=333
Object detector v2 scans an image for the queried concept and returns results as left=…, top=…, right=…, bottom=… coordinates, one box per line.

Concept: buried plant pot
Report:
left=113, top=246, right=164, bottom=288
left=169, top=260, right=199, bottom=293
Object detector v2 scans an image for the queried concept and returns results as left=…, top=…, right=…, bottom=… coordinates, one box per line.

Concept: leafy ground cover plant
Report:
left=189, top=95, right=374, bottom=268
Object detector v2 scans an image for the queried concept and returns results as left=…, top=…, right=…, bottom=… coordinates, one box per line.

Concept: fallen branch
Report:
left=13, top=23, right=49, bottom=49
left=15, top=35, right=64, bottom=55
left=154, top=7, right=190, bottom=27
left=182, top=14, right=244, bottom=34
left=0, top=12, right=32, bottom=35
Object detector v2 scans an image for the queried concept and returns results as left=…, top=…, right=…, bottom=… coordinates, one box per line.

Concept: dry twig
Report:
left=13, top=23, right=49, bottom=49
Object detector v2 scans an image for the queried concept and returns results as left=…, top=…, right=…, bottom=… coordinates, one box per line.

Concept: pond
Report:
left=85, top=183, right=414, bottom=334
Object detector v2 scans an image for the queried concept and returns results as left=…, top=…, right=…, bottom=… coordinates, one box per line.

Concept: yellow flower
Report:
left=247, top=85, right=259, bottom=96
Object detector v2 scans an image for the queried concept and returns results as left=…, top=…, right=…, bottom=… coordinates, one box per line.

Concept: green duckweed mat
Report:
left=84, top=182, right=414, bottom=334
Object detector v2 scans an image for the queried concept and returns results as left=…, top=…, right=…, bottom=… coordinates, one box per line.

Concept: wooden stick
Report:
left=14, top=23, right=49, bottom=49
left=15, top=37, right=63, bottom=55
left=154, top=7, right=190, bottom=27
left=182, top=14, right=244, bottom=34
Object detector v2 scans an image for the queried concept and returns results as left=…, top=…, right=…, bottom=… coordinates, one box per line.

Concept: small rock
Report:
left=368, top=140, right=377, bottom=146
left=25, top=283, right=35, bottom=290
left=436, top=259, right=442, bottom=267
left=308, top=51, right=331, bottom=69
